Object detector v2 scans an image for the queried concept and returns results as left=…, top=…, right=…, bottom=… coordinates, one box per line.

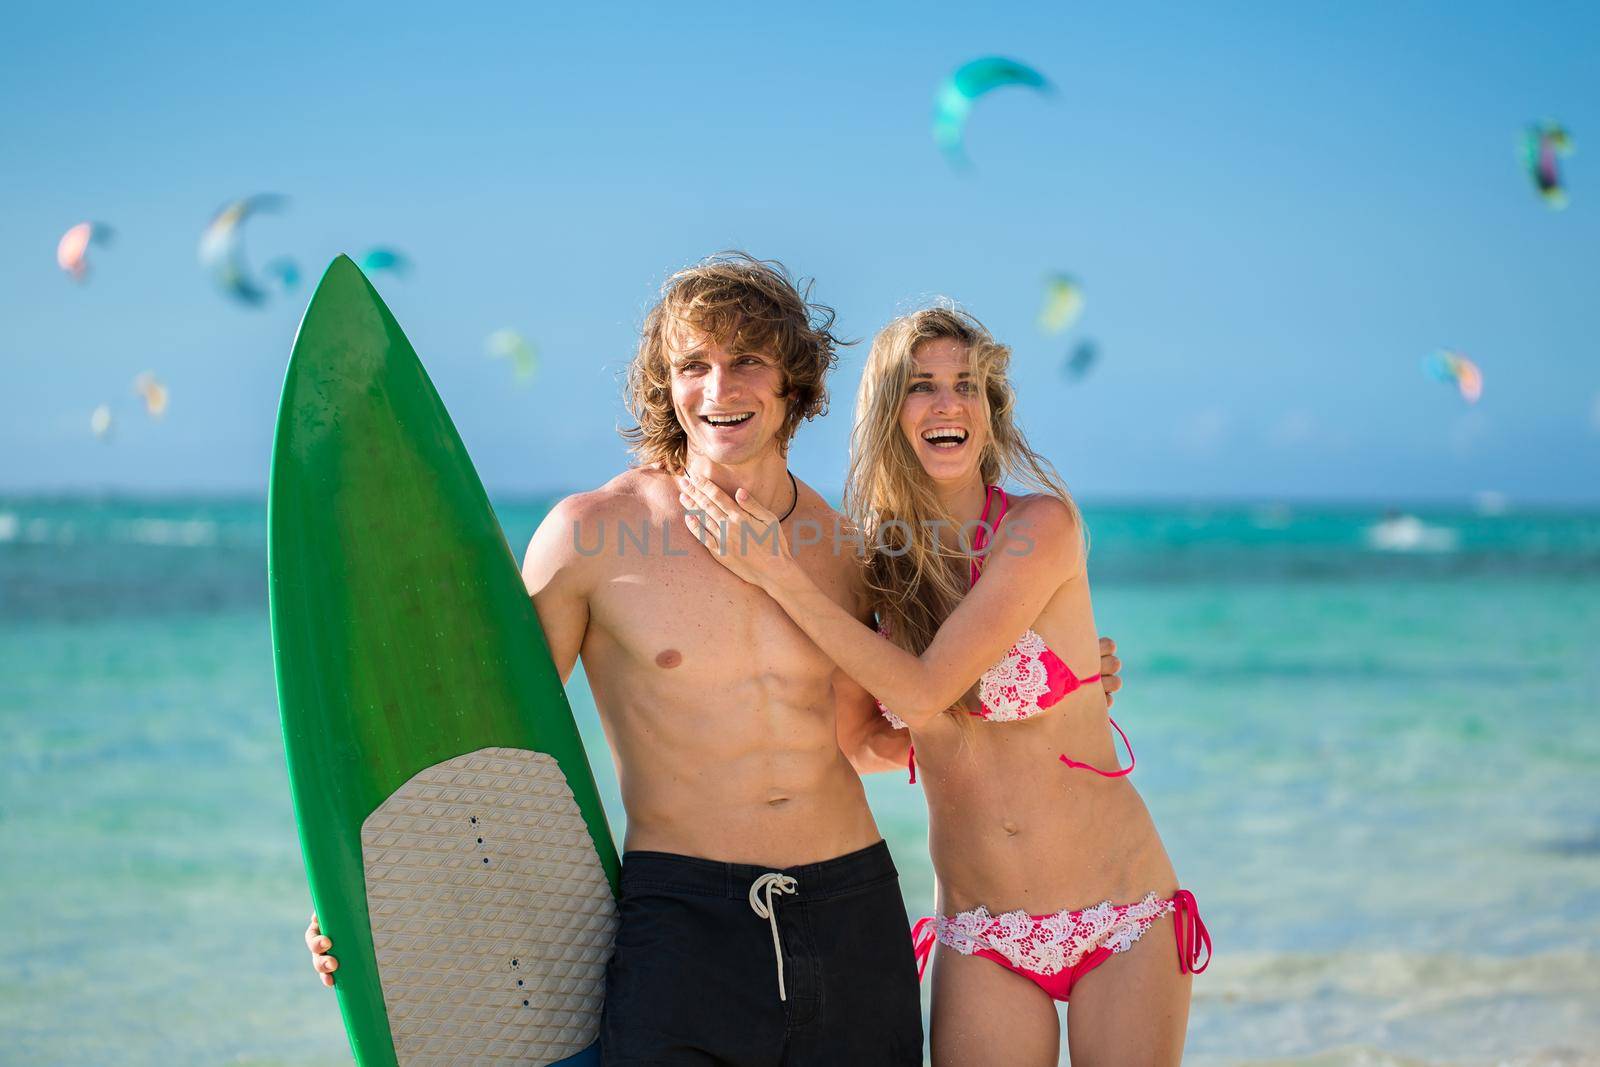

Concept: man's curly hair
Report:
left=623, top=252, right=844, bottom=472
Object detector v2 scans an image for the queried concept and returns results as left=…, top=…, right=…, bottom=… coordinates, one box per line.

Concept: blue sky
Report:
left=3, top=1, right=1597, bottom=502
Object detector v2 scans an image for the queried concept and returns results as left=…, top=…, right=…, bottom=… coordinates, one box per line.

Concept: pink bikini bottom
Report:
left=911, top=889, right=1211, bottom=1001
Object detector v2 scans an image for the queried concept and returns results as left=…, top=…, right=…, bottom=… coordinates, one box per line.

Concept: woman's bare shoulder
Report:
left=997, top=492, right=1084, bottom=577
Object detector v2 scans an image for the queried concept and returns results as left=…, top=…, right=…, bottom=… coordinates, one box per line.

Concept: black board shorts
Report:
left=599, top=840, right=924, bottom=1066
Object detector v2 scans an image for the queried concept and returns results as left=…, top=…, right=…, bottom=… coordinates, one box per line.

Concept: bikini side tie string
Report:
left=910, top=916, right=938, bottom=981
left=748, top=872, right=799, bottom=1001
left=1059, top=714, right=1137, bottom=778
left=1171, top=889, right=1212, bottom=974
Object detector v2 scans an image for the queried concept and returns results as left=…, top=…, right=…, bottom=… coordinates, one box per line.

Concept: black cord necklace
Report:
left=776, top=470, right=799, bottom=524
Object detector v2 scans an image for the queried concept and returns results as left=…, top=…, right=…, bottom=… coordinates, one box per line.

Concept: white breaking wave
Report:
left=0, top=514, right=222, bottom=547
left=1364, top=515, right=1460, bottom=553
left=117, top=518, right=219, bottom=547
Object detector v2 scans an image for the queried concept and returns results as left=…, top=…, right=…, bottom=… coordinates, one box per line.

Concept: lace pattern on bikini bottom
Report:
left=934, top=891, right=1173, bottom=975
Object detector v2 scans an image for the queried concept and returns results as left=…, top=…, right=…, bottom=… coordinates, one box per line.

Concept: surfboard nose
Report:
left=319, top=252, right=364, bottom=286
left=297, top=254, right=382, bottom=352
left=287, top=254, right=403, bottom=382
left=274, top=252, right=422, bottom=470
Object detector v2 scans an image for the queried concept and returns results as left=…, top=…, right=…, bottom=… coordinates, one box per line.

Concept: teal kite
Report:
left=1063, top=339, right=1098, bottom=382
left=359, top=247, right=412, bottom=276
left=1519, top=122, right=1573, bottom=209
left=934, top=57, right=1051, bottom=166
left=264, top=256, right=301, bottom=291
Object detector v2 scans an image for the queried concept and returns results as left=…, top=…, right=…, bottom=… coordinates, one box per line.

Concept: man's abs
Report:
left=615, top=738, right=882, bottom=866
left=590, top=675, right=882, bottom=865
left=579, top=537, right=882, bottom=867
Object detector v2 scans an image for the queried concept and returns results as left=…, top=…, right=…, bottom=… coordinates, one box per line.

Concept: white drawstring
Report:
left=748, top=872, right=799, bottom=1001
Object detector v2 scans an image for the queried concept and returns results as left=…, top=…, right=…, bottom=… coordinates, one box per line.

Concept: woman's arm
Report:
left=678, top=474, right=1081, bottom=729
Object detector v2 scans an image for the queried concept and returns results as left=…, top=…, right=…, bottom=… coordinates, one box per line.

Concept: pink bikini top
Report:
left=875, top=486, right=1134, bottom=783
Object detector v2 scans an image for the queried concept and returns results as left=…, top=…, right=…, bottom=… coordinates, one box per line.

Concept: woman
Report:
left=677, top=305, right=1209, bottom=1066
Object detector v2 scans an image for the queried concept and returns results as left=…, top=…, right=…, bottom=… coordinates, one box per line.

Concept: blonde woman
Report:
left=677, top=306, right=1209, bottom=1066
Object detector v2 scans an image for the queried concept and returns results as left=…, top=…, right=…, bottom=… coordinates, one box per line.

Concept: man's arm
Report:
left=834, top=667, right=911, bottom=775
left=521, top=494, right=599, bottom=683
left=830, top=580, right=911, bottom=775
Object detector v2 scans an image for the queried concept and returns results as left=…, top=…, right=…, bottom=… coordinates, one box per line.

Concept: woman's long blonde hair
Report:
left=844, top=305, right=1081, bottom=717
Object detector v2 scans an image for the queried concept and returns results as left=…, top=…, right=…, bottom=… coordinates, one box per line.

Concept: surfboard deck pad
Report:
left=363, top=747, right=615, bottom=1062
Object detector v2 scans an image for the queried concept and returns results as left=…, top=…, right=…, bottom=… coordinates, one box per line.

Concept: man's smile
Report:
left=701, top=411, right=755, bottom=428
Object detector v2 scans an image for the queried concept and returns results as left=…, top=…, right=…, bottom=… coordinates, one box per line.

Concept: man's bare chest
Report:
left=585, top=540, right=856, bottom=673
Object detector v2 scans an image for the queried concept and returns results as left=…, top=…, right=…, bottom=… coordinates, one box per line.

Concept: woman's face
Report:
left=898, top=337, right=989, bottom=487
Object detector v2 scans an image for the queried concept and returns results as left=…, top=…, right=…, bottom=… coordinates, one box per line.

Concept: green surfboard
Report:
left=269, top=256, right=619, bottom=1067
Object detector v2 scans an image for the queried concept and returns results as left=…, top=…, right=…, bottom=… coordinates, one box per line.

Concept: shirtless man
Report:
left=305, top=253, right=1122, bottom=1064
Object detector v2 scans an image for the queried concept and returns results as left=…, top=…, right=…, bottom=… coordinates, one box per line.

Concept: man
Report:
left=307, top=253, right=1122, bottom=1064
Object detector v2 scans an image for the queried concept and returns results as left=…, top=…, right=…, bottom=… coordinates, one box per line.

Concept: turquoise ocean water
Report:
left=2, top=495, right=1597, bottom=1066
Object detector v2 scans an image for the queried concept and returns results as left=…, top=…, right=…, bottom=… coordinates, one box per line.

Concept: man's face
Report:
left=668, top=326, right=789, bottom=468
